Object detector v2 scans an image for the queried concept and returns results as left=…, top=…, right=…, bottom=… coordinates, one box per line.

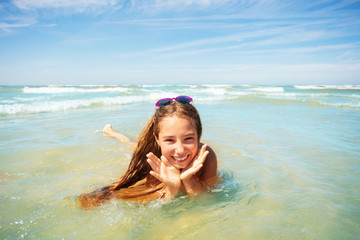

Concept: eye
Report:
left=185, top=137, right=195, bottom=141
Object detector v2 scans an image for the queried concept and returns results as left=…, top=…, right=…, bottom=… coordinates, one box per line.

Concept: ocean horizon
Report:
left=1, top=84, right=359, bottom=239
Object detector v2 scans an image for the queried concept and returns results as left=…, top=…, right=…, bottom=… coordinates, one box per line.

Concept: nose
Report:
left=175, top=142, right=185, bottom=155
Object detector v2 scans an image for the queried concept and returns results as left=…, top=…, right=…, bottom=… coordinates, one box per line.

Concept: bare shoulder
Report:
left=199, top=142, right=218, bottom=183
left=205, top=145, right=217, bottom=165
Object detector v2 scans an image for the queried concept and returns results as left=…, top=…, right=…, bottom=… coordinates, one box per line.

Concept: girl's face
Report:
left=156, top=116, right=199, bottom=169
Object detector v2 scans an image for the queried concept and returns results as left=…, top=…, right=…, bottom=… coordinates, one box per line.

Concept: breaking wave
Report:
left=1, top=85, right=359, bottom=114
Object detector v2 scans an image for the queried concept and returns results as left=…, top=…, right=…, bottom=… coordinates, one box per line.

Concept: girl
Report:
left=78, top=96, right=217, bottom=209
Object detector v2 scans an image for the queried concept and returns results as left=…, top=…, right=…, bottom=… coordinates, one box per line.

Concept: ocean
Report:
left=0, top=84, right=359, bottom=239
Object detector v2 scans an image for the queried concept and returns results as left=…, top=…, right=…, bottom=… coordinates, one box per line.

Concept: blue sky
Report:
left=0, top=0, right=360, bottom=85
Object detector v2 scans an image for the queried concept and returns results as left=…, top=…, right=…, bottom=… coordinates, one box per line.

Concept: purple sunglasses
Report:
left=155, top=96, right=193, bottom=108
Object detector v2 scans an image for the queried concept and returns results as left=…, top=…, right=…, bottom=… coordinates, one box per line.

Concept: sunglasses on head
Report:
left=155, top=96, right=193, bottom=108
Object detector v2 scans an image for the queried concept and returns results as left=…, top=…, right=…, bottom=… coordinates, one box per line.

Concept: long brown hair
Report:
left=78, top=101, right=202, bottom=209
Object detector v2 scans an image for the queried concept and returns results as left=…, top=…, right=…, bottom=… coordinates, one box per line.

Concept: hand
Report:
left=180, top=144, right=209, bottom=182
left=147, top=153, right=181, bottom=195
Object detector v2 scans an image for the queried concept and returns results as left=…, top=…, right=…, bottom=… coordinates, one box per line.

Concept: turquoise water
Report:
left=0, top=85, right=359, bottom=239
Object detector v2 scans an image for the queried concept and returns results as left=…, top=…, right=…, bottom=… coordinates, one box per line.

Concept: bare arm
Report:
left=198, top=143, right=218, bottom=185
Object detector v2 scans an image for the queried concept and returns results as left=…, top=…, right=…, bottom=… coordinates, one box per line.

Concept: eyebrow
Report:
left=184, top=133, right=196, bottom=137
left=160, top=132, right=196, bottom=139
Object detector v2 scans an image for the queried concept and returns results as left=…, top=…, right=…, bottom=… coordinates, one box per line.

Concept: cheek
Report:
left=190, top=144, right=199, bottom=155
left=159, top=144, right=172, bottom=156
left=183, top=142, right=198, bottom=157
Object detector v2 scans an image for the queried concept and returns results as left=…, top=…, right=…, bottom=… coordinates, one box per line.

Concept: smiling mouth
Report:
left=172, top=155, right=189, bottom=162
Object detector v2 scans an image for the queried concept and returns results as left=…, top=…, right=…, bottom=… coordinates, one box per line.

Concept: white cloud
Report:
left=127, top=0, right=241, bottom=14
left=12, top=0, right=118, bottom=10
left=0, top=17, right=37, bottom=32
left=153, top=0, right=236, bottom=8
left=0, top=20, right=35, bottom=29
left=7, top=0, right=239, bottom=14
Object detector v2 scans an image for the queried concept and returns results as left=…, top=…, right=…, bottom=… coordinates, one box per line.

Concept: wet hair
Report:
left=78, top=101, right=202, bottom=209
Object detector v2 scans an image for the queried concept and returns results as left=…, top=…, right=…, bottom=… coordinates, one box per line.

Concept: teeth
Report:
left=174, top=156, right=187, bottom=161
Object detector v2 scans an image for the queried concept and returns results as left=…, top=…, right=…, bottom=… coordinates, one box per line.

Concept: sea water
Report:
left=0, top=85, right=359, bottom=239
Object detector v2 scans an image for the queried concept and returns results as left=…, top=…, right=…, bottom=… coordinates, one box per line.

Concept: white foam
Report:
left=14, top=96, right=47, bottom=102
left=295, top=85, right=360, bottom=90
left=180, top=85, right=198, bottom=88
left=2, top=85, right=360, bottom=114
left=0, top=100, right=15, bottom=104
left=248, top=87, right=284, bottom=92
left=227, top=90, right=360, bottom=102
left=261, top=92, right=299, bottom=99
left=196, top=95, right=238, bottom=102
left=23, top=86, right=129, bottom=94
left=0, top=95, right=148, bottom=114
left=73, top=85, right=119, bottom=87
left=313, top=100, right=360, bottom=109
left=146, top=91, right=181, bottom=99
left=201, top=84, right=233, bottom=88
left=140, top=84, right=168, bottom=88
left=198, top=87, right=227, bottom=95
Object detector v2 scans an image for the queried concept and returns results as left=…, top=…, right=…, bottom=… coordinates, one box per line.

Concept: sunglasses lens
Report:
left=156, top=98, right=172, bottom=107
left=176, top=96, right=192, bottom=104
left=156, top=96, right=192, bottom=108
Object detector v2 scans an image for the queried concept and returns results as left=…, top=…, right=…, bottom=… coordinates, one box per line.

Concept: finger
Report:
left=147, top=158, right=160, bottom=172
left=200, top=144, right=207, bottom=155
left=147, top=152, right=159, bottom=161
left=190, top=163, right=204, bottom=175
left=193, top=163, right=203, bottom=173
left=161, top=156, right=173, bottom=167
left=147, top=158, right=160, bottom=173
left=181, top=163, right=203, bottom=180
left=194, top=150, right=209, bottom=166
left=149, top=170, right=163, bottom=182
left=199, top=150, right=209, bottom=164
left=147, top=152, right=161, bottom=168
left=194, top=144, right=207, bottom=164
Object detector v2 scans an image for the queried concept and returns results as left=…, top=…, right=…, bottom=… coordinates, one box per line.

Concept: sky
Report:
left=0, top=0, right=360, bottom=86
